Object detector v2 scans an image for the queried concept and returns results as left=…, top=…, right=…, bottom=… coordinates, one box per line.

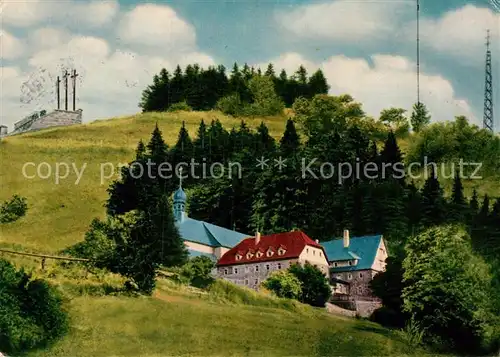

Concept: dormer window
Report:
left=246, top=252, right=254, bottom=259
left=277, top=247, right=286, bottom=256
left=256, top=251, right=263, bottom=258
left=235, top=254, right=242, bottom=261
left=266, top=248, right=274, bottom=257
left=348, top=260, right=352, bottom=266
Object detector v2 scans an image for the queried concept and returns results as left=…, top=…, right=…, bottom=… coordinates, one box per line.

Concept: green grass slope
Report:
left=0, top=111, right=286, bottom=252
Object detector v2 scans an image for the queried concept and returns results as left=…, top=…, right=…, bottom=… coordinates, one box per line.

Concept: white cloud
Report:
left=117, top=4, right=197, bottom=52
left=276, top=0, right=412, bottom=42
left=28, top=28, right=71, bottom=51
left=1, top=30, right=25, bottom=59
left=2, top=0, right=119, bottom=28
left=262, top=52, right=475, bottom=124
left=0, top=29, right=214, bottom=130
left=415, top=5, right=500, bottom=65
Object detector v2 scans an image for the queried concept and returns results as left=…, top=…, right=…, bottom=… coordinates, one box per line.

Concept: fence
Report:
left=0, top=248, right=89, bottom=271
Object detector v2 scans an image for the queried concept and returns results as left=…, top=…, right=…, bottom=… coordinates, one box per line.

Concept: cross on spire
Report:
left=178, top=166, right=183, bottom=189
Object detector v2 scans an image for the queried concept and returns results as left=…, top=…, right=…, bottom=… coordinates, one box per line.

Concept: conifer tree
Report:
left=405, top=181, right=422, bottom=236
left=123, top=194, right=188, bottom=294
left=420, top=166, right=446, bottom=227
left=410, top=102, right=431, bottom=133
left=308, top=69, right=329, bottom=97
left=255, top=122, right=276, bottom=154
left=448, top=170, right=467, bottom=222
left=279, top=119, right=300, bottom=157
left=265, top=63, right=275, bottom=77
left=193, top=119, right=207, bottom=161
left=380, top=131, right=405, bottom=185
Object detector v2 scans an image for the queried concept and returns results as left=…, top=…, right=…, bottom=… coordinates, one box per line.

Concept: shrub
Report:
left=167, top=101, right=192, bottom=112
left=262, top=270, right=302, bottom=299
left=403, top=225, right=498, bottom=354
left=0, top=194, right=28, bottom=223
left=0, top=258, right=69, bottom=354
left=173, top=256, right=215, bottom=288
left=216, top=93, right=243, bottom=116
left=288, top=262, right=331, bottom=307
left=370, top=306, right=406, bottom=329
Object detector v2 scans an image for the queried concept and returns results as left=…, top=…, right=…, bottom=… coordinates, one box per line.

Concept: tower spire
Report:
left=483, top=29, right=494, bottom=132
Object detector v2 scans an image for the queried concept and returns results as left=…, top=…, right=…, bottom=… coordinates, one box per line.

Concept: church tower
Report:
left=173, top=167, right=187, bottom=222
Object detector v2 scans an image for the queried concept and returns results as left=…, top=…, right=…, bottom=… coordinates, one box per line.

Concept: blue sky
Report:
left=1, top=0, right=499, bottom=132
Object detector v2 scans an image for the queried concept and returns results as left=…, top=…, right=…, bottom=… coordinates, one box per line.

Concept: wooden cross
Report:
left=70, top=69, right=79, bottom=111
left=63, top=70, right=69, bottom=110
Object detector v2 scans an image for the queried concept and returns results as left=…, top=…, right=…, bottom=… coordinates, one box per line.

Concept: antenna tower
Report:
left=483, top=29, right=494, bottom=132
left=416, top=0, right=420, bottom=104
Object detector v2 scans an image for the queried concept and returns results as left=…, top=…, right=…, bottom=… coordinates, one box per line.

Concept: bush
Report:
left=288, top=262, right=331, bottom=307
left=167, top=101, right=192, bottom=112
left=369, top=306, right=406, bottom=328
left=173, top=256, right=215, bottom=288
left=403, top=225, right=498, bottom=354
left=216, top=93, right=243, bottom=116
left=0, top=194, right=28, bottom=223
left=262, top=270, right=302, bottom=299
left=0, top=258, right=69, bottom=354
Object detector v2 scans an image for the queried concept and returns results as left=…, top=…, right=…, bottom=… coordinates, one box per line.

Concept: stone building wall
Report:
left=217, top=259, right=298, bottom=290
left=330, top=269, right=378, bottom=298
left=29, top=109, right=82, bottom=131
left=12, top=109, right=82, bottom=135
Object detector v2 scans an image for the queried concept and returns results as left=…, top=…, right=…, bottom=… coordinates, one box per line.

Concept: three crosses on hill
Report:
left=56, top=69, right=78, bottom=111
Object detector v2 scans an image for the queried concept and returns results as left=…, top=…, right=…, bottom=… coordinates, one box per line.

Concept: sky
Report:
left=1, top=0, right=499, bottom=132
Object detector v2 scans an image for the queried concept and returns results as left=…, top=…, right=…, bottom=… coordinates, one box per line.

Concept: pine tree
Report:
left=265, top=63, right=275, bottom=77
left=420, top=166, right=446, bottom=227
left=193, top=119, right=207, bottom=160
left=380, top=131, right=404, bottom=185
left=279, top=119, right=300, bottom=157
left=405, top=181, right=422, bottom=236
left=307, top=69, right=329, bottom=97
left=124, top=194, right=188, bottom=294
left=255, top=122, right=276, bottom=154
left=448, top=170, right=467, bottom=222
left=410, top=102, right=431, bottom=133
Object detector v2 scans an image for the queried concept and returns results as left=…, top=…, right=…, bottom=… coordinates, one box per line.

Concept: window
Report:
left=336, top=274, right=342, bottom=279
left=313, top=250, right=315, bottom=256
left=235, top=254, right=242, bottom=261
left=245, top=279, right=248, bottom=285
left=246, top=252, right=253, bottom=259
left=319, top=252, right=322, bottom=257
left=347, top=273, right=352, bottom=280
left=334, top=262, right=338, bottom=267
left=255, top=265, right=259, bottom=272
left=277, top=263, right=282, bottom=269
left=256, top=251, right=263, bottom=258
left=224, top=269, right=228, bottom=275
left=306, top=248, right=309, bottom=253
left=348, top=261, right=352, bottom=266
left=234, top=268, right=238, bottom=274
left=266, top=264, right=270, bottom=271
left=254, top=279, right=258, bottom=285
left=278, top=248, right=286, bottom=256
left=359, top=273, right=363, bottom=278
left=266, top=249, right=274, bottom=257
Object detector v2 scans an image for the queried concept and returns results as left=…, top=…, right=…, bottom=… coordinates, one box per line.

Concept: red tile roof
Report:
left=216, top=230, right=324, bottom=266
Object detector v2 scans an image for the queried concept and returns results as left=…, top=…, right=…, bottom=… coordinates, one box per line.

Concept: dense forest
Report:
left=139, top=63, right=329, bottom=112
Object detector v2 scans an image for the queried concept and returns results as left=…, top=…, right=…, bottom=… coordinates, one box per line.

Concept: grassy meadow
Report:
left=1, top=110, right=498, bottom=253
left=3, top=258, right=432, bottom=357
left=0, top=111, right=287, bottom=252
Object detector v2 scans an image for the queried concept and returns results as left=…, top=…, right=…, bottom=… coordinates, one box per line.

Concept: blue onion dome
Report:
left=173, top=187, right=187, bottom=202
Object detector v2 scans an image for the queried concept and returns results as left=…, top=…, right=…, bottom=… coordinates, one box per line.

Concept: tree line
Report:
left=139, top=63, right=329, bottom=112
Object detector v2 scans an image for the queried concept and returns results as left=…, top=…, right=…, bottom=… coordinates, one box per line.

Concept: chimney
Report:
left=343, top=229, right=350, bottom=248
left=315, top=239, right=319, bottom=243
left=255, top=232, right=261, bottom=245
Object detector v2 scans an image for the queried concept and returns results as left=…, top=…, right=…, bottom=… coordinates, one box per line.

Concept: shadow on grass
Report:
left=352, top=324, right=393, bottom=338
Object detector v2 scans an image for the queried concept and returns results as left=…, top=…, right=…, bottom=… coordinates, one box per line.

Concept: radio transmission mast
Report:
left=416, top=0, right=420, bottom=104
left=483, top=29, right=494, bottom=132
